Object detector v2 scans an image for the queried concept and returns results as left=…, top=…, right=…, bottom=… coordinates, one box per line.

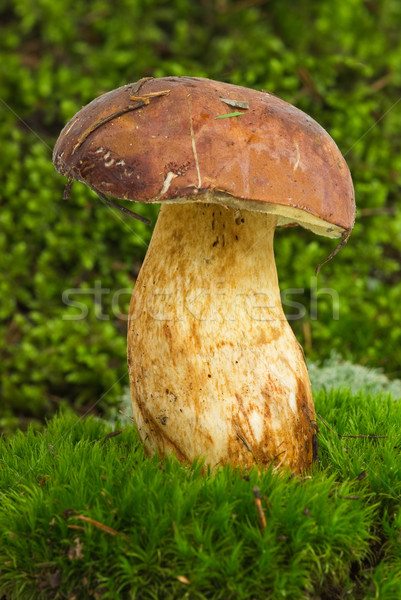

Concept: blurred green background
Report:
left=1, top=0, right=401, bottom=430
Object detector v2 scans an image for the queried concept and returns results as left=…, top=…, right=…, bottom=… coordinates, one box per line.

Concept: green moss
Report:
left=2, top=389, right=401, bottom=598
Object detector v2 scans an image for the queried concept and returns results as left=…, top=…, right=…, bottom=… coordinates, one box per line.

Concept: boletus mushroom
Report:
left=53, top=76, right=355, bottom=473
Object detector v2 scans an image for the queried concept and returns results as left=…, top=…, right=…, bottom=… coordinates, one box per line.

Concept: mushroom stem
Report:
left=128, top=202, right=316, bottom=472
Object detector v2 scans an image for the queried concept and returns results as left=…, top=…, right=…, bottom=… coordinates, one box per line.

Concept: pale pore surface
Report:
left=161, top=189, right=345, bottom=238
left=128, top=203, right=316, bottom=472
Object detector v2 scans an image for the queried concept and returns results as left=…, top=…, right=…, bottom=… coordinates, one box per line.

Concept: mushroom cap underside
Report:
left=53, top=76, right=355, bottom=238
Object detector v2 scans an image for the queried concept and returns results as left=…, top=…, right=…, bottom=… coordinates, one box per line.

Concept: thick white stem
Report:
left=128, top=202, right=316, bottom=472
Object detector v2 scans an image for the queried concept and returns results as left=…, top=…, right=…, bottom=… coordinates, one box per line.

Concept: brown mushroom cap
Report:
left=53, top=76, right=355, bottom=238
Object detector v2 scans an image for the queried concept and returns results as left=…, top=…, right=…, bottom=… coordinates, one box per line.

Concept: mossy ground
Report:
left=1, top=389, right=401, bottom=599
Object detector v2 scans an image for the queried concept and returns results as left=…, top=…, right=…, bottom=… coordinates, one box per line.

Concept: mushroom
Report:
left=53, top=76, right=355, bottom=473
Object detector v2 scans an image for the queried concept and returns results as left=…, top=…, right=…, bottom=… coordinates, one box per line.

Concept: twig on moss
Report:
left=71, top=515, right=122, bottom=536
left=253, top=486, right=267, bottom=533
left=104, top=429, right=125, bottom=440
left=337, top=494, right=362, bottom=500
